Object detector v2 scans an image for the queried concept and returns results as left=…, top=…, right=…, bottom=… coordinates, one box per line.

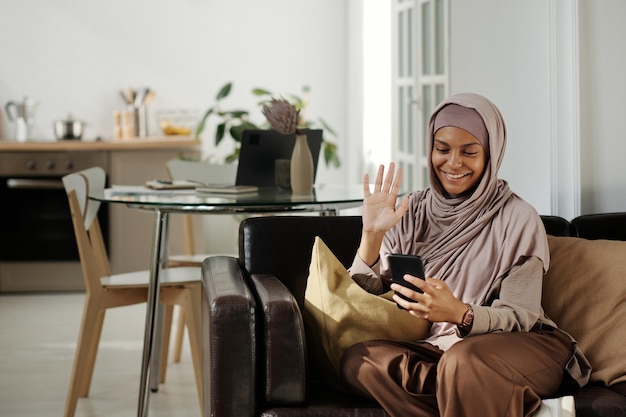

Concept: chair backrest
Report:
left=166, top=159, right=237, bottom=184
left=62, top=167, right=110, bottom=292
left=238, top=215, right=363, bottom=311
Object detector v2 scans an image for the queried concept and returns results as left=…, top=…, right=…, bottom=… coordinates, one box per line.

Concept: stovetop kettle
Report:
left=5, top=97, right=38, bottom=142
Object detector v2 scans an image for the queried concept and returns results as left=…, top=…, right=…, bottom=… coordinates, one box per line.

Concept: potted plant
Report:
left=194, top=82, right=340, bottom=168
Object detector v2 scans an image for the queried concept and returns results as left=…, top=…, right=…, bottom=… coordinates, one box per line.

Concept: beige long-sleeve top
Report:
left=349, top=255, right=592, bottom=387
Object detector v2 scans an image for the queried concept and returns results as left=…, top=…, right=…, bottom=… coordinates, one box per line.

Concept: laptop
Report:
left=195, top=129, right=323, bottom=194
left=235, top=129, right=323, bottom=188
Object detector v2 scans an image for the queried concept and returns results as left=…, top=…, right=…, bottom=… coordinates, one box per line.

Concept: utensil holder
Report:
left=132, top=106, right=148, bottom=137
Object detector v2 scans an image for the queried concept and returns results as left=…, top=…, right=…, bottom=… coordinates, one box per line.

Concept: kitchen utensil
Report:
left=5, top=97, right=38, bottom=142
left=53, top=114, right=85, bottom=140
left=143, top=89, right=156, bottom=105
left=132, top=106, right=148, bottom=137
left=120, top=89, right=132, bottom=105
left=133, top=87, right=148, bottom=107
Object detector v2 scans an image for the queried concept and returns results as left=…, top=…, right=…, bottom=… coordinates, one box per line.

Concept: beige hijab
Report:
left=382, top=93, right=550, bottom=345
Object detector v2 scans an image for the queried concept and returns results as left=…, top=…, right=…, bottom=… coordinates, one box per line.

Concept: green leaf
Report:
left=257, top=98, right=272, bottom=108
left=318, top=117, right=337, bottom=136
left=215, top=123, right=226, bottom=146
left=323, top=142, right=341, bottom=168
left=194, top=107, right=214, bottom=139
left=242, top=120, right=260, bottom=130
left=225, top=148, right=240, bottom=163
left=252, top=88, right=272, bottom=96
left=302, top=85, right=311, bottom=93
left=291, top=96, right=305, bottom=110
left=230, top=121, right=259, bottom=143
left=226, top=110, right=250, bottom=118
left=230, top=125, right=246, bottom=143
left=216, top=82, right=232, bottom=101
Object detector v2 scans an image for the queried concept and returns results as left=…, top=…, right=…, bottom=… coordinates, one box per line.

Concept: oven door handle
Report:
left=6, top=178, right=65, bottom=189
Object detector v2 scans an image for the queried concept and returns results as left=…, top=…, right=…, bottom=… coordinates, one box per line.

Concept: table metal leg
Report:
left=137, top=209, right=167, bottom=417
left=150, top=213, right=170, bottom=393
left=149, top=304, right=165, bottom=392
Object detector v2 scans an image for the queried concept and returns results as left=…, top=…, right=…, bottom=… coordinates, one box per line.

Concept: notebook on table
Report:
left=196, top=129, right=323, bottom=194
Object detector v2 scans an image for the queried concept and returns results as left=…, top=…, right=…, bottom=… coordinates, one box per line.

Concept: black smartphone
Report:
left=388, top=254, right=425, bottom=308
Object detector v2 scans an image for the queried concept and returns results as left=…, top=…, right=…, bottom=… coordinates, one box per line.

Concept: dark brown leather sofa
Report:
left=201, top=213, right=626, bottom=417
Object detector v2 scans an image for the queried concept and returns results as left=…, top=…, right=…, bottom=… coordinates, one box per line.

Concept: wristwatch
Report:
left=460, top=304, right=474, bottom=329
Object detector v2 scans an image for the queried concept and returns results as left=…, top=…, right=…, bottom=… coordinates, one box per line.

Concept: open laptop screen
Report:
left=235, top=129, right=323, bottom=188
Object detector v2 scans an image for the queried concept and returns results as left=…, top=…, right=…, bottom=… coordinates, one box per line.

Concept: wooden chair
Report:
left=62, top=167, right=203, bottom=417
left=165, top=159, right=237, bottom=363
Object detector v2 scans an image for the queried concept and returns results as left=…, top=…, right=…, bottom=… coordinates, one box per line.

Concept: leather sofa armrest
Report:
left=250, top=273, right=307, bottom=404
left=202, top=256, right=257, bottom=417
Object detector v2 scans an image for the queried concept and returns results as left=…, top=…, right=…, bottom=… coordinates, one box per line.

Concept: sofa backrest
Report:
left=540, top=215, right=570, bottom=237
left=542, top=212, right=626, bottom=388
left=571, top=212, right=626, bottom=240
left=238, top=214, right=572, bottom=311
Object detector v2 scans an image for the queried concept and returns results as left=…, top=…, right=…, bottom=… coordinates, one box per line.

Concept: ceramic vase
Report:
left=290, top=134, right=314, bottom=194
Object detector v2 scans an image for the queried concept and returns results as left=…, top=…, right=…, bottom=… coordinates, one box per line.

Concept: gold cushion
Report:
left=543, top=236, right=626, bottom=386
left=303, top=237, right=431, bottom=381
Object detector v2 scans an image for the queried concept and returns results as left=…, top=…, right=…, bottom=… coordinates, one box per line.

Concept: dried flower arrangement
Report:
left=195, top=82, right=340, bottom=167
left=262, top=98, right=300, bottom=135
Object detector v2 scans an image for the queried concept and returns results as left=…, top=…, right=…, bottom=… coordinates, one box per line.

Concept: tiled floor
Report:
left=0, top=292, right=200, bottom=417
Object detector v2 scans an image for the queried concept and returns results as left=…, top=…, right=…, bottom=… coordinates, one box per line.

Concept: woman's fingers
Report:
left=363, top=173, right=371, bottom=196
left=391, top=165, right=403, bottom=195
left=370, top=163, right=401, bottom=195
left=374, top=164, right=385, bottom=192
left=382, top=162, right=395, bottom=192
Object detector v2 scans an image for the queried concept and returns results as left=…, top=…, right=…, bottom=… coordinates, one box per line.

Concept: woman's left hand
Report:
left=391, top=276, right=467, bottom=324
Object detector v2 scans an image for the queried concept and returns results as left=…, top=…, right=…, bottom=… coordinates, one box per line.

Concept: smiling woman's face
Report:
left=431, top=126, right=487, bottom=197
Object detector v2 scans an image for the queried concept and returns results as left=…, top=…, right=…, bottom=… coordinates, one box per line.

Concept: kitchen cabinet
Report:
left=0, top=137, right=200, bottom=292
left=107, top=148, right=200, bottom=273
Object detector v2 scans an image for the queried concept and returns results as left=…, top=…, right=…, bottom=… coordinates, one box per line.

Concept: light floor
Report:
left=0, top=292, right=200, bottom=417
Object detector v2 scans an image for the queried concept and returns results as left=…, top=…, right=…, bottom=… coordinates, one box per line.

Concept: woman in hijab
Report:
left=340, top=93, right=590, bottom=417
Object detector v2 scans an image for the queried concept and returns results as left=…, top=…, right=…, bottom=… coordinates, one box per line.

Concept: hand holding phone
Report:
left=388, top=254, right=425, bottom=308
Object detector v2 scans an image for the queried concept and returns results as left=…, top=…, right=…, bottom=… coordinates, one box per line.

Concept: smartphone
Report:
left=388, top=254, right=425, bottom=308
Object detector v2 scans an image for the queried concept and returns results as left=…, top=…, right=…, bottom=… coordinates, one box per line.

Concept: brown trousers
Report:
left=340, top=325, right=574, bottom=417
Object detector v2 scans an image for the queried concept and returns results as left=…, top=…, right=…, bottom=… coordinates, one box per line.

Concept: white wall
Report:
left=0, top=0, right=349, bottom=184
left=449, top=0, right=626, bottom=216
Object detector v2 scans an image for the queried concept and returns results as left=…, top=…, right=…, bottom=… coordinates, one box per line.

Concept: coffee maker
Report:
left=5, top=97, right=38, bottom=142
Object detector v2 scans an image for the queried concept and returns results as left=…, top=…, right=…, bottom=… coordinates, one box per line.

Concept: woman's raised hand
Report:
left=362, top=163, right=409, bottom=234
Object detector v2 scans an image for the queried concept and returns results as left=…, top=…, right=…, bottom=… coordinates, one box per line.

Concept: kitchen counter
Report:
left=0, top=136, right=200, bottom=152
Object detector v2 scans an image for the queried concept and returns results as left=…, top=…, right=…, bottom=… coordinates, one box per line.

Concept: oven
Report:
left=0, top=151, right=109, bottom=292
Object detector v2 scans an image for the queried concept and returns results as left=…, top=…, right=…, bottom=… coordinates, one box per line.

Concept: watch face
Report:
left=461, top=305, right=474, bottom=327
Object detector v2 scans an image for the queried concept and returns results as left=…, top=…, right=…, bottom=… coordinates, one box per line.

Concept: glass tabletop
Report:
left=90, top=183, right=364, bottom=214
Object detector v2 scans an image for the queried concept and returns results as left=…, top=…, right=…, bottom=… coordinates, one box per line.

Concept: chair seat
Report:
left=168, top=254, right=209, bottom=265
left=101, top=266, right=201, bottom=288
left=168, top=253, right=237, bottom=267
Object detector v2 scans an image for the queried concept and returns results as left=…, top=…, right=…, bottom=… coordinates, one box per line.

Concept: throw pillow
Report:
left=543, top=236, right=626, bottom=386
left=303, top=236, right=431, bottom=381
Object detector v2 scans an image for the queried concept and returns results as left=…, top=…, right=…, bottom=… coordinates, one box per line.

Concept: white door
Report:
left=392, top=0, right=449, bottom=190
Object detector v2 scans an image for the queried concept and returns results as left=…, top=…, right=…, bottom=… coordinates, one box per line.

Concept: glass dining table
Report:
left=89, top=183, right=364, bottom=417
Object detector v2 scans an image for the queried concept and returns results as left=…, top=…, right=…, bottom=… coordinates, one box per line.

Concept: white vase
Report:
left=290, top=134, right=314, bottom=194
